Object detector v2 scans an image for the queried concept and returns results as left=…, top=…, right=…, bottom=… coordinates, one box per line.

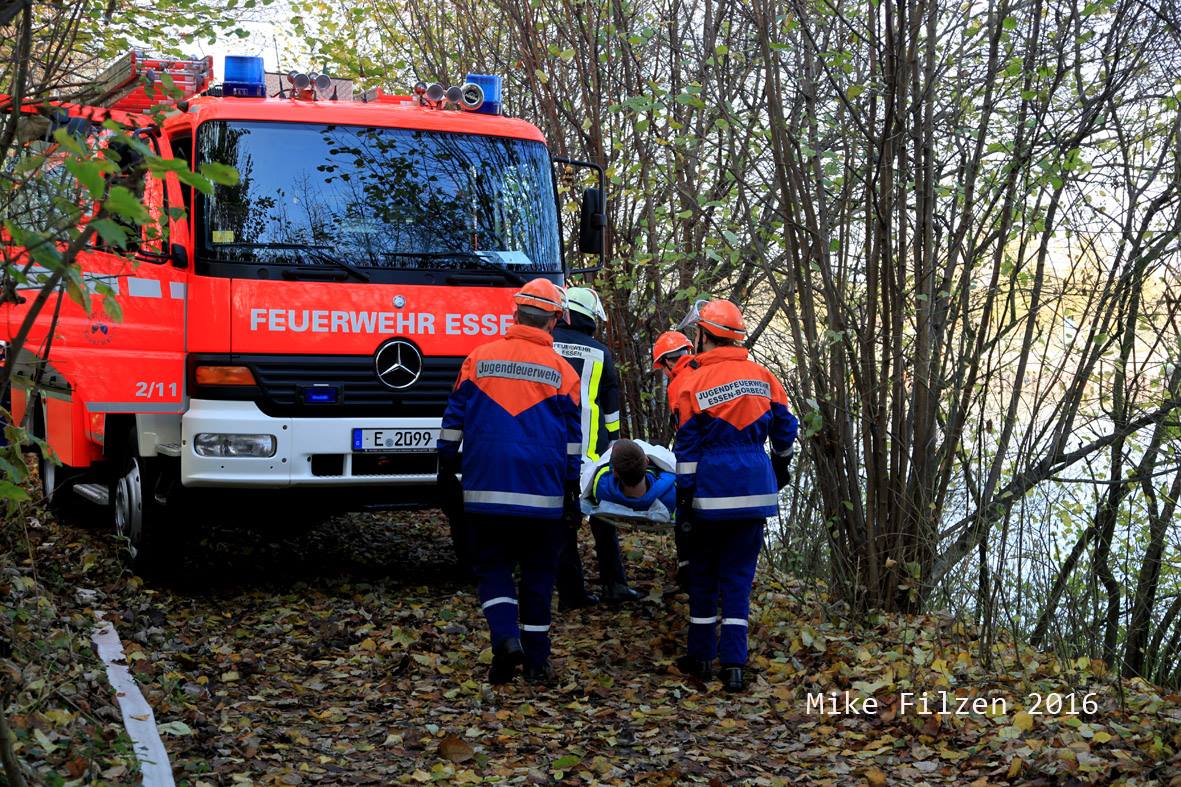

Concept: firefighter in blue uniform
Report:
left=673, top=299, right=798, bottom=692
left=553, top=287, right=642, bottom=607
left=437, top=278, right=582, bottom=685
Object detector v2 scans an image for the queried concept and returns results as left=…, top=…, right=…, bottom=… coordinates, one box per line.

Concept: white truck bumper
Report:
left=180, top=399, right=440, bottom=488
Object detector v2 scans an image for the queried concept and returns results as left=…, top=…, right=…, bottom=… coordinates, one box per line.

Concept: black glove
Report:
left=437, top=458, right=463, bottom=521
left=564, top=480, right=582, bottom=529
left=439, top=454, right=460, bottom=476
left=772, top=450, right=794, bottom=491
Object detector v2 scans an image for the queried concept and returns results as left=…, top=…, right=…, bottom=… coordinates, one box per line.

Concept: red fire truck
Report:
left=2, top=53, right=605, bottom=571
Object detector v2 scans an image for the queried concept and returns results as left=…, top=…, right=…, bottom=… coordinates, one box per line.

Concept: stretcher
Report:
left=579, top=440, right=676, bottom=531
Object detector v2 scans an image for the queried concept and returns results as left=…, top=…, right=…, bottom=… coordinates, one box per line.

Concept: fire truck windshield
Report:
left=195, top=120, right=561, bottom=277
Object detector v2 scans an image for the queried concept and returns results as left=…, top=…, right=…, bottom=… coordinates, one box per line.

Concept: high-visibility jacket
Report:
left=553, top=314, right=621, bottom=461
left=438, top=324, right=582, bottom=520
left=673, top=346, right=797, bottom=521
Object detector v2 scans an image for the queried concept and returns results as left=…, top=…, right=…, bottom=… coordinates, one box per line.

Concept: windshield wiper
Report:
left=379, top=251, right=528, bottom=285
left=217, top=242, right=370, bottom=283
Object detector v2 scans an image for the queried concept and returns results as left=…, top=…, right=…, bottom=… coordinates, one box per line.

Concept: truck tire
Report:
left=110, top=430, right=174, bottom=575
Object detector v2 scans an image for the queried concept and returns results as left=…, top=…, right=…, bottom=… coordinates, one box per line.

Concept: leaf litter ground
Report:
left=7, top=503, right=1181, bottom=785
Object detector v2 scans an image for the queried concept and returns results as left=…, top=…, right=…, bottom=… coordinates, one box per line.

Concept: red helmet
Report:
left=513, top=278, right=567, bottom=315
left=678, top=298, right=747, bottom=342
left=652, top=331, right=693, bottom=368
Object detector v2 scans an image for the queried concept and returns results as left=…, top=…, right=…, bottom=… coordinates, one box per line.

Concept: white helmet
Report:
left=566, top=287, right=608, bottom=322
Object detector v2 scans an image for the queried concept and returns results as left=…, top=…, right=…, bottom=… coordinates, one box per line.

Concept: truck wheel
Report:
left=111, top=432, right=172, bottom=575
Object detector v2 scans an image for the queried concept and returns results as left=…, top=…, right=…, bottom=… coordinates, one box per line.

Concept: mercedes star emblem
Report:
left=374, top=339, right=423, bottom=390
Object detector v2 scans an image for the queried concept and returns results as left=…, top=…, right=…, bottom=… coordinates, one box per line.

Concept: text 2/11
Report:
left=135, top=382, right=178, bottom=398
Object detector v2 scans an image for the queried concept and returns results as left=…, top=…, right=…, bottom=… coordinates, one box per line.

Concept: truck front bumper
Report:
left=180, top=399, right=441, bottom=488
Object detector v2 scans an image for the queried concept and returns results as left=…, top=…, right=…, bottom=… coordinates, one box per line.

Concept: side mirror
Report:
left=170, top=242, right=189, bottom=268
left=578, top=187, right=605, bottom=255
left=552, top=156, right=607, bottom=276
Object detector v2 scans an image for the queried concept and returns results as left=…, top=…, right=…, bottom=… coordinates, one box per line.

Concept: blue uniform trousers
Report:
left=472, top=516, right=564, bottom=669
left=686, top=519, right=764, bottom=666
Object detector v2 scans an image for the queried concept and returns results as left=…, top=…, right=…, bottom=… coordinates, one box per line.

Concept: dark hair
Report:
left=699, top=328, right=741, bottom=348
left=611, top=439, right=647, bottom=487
left=515, top=306, right=554, bottom=329
left=661, top=348, right=689, bottom=366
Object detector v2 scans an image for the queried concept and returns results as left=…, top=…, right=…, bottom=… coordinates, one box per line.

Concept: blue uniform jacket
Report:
left=673, top=346, right=798, bottom=521
left=589, top=466, right=678, bottom=517
left=438, top=324, right=582, bottom=520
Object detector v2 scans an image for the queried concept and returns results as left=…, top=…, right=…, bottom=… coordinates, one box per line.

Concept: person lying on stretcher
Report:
left=582, top=439, right=678, bottom=523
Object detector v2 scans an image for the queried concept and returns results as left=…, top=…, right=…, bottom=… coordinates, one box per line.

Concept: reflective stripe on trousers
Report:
left=692, top=493, right=778, bottom=510
left=465, top=490, right=563, bottom=509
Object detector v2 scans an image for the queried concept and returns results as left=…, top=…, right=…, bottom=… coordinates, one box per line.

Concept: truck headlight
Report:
left=193, top=433, right=277, bottom=458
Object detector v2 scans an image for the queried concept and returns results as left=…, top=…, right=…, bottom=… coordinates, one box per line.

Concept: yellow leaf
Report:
left=1013, top=710, right=1034, bottom=731
left=865, top=767, right=887, bottom=786
left=44, top=709, right=73, bottom=726
left=1092, top=730, right=1113, bottom=744
left=1007, top=756, right=1023, bottom=778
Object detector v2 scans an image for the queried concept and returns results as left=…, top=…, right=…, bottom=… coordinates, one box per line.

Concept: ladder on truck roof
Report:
left=93, top=49, right=214, bottom=112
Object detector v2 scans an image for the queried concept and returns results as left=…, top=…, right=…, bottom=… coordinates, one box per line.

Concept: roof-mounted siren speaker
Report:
left=288, top=70, right=311, bottom=99
left=223, top=55, right=266, bottom=97
left=458, top=81, right=484, bottom=112
left=312, top=73, right=332, bottom=95
left=463, top=74, right=501, bottom=114
left=445, top=85, right=464, bottom=107
left=424, top=82, right=446, bottom=107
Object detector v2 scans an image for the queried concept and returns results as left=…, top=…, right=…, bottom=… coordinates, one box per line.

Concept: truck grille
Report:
left=241, top=354, right=463, bottom=417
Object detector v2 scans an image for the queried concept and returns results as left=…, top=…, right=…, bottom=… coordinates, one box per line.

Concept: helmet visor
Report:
left=587, top=289, right=607, bottom=322
left=675, top=299, right=709, bottom=332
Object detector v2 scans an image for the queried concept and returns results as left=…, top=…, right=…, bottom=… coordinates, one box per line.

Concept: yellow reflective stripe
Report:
left=585, top=359, right=604, bottom=460
left=590, top=465, right=612, bottom=504
left=604, top=410, right=620, bottom=433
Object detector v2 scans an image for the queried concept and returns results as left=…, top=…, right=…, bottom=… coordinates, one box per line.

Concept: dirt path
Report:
left=14, top=504, right=1180, bottom=785
left=49, top=508, right=812, bottom=785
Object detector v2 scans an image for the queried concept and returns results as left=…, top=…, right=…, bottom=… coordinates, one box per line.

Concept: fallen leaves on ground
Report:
left=5, top=488, right=1181, bottom=784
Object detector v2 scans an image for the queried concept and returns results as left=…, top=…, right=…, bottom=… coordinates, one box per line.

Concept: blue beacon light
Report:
left=223, top=56, right=267, bottom=98
left=464, top=74, right=502, bottom=115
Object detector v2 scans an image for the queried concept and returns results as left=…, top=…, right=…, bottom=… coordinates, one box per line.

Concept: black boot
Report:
left=601, top=583, right=643, bottom=604
left=675, top=655, right=713, bottom=682
left=719, top=665, right=746, bottom=692
left=489, top=638, right=524, bottom=684
left=523, top=661, right=558, bottom=687
left=558, top=590, right=600, bottom=611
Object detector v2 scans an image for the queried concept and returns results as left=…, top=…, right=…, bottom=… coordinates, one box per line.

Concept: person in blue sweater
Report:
left=587, top=439, right=677, bottom=519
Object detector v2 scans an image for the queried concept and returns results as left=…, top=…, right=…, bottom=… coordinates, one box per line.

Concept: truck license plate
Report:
left=351, top=428, right=439, bottom=454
